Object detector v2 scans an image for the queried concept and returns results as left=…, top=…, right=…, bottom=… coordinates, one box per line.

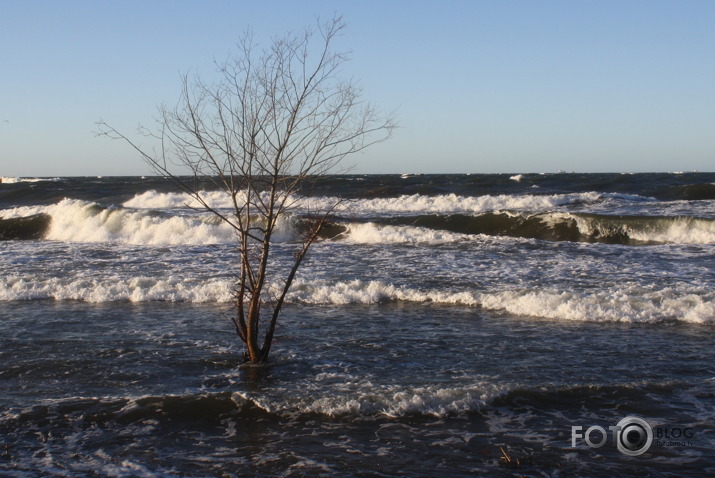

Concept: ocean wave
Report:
left=122, top=189, right=620, bottom=215
left=4, top=386, right=500, bottom=425
left=2, top=379, right=697, bottom=426
left=0, top=276, right=475, bottom=306
left=350, top=192, right=604, bottom=214
left=122, top=190, right=711, bottom=245
left=236, top=383, right=503, bottom=418
left=0, top=275, right=234, bottom=302
left=478, top=288, right=715, bottom=324
left=2, top=276, right=712, bottom=324
left=343, top=212, right=715, bottom=245
left=0, top=176, right=62, bottom=184
left=340, top=222, right=473, bottom=245
left=570, top=213, right=715, bottom=244
left=10, top=189, right=682, bottom=246
left=2, top=199, right=238, bottom=245
left=123, top=189, right=233, bottom=209
left=2, top=201, right=712, bottom=246
left=287, top=280, right=714, bottom=324
left=1, top=198, right=342, bottom=245
left=287, top=279, right=480, bottom=305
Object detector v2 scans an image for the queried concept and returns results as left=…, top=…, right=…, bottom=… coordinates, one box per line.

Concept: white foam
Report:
left=286, top=279, right=480, bottom=305
left=0, top=176, right=61, bottom=184
left=0, top=276, right=478, bottom=306
left=341, top=212, right=715, bottom=246
left=1, top=274, right=711, bottom=324
left=235, top=382, right=506, bottom=418
left=343, top=222, right=474, bottom=245
left=630, top=217, right=715, bottom=244
left=341, top=191, right=604, bottom=215
left=478, top=288, right=715, bottom=324
left=287, top=280, right=714, bottom=324
left=2, top=199, right=237, bottom=245
left=0, top=274, right=233, bottom=303
left=123, top=189, right=234, bottom=209
left=510, top=174, right=524, bottom=182
left=570, top=214, right=715, bottom=244
left=299, top=385, right=496, bottom=417
left=122, top=189, right=608, bottom=216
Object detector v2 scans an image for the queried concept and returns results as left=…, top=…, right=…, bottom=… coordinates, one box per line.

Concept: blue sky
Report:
left=1, top=0, right=713, bottom=176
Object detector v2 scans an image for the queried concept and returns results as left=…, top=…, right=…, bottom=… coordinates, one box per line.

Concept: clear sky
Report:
left=1, top=0, right=713, bottom=176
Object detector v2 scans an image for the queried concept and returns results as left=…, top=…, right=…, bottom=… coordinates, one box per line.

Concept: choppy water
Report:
left=1, top=173, right=714, bottom=476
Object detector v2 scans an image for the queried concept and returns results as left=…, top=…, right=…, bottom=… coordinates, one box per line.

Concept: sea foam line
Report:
left=478, top=288, right=715, bottom=324
left=0, top=176, right=62, bottom=184
left=287, top=280, right=714, bottom=323
left=0, top=275, right=234, bottom=303
left=121, top=189, right=614, bottom=215
left=4, top=275, right=709, bottom=324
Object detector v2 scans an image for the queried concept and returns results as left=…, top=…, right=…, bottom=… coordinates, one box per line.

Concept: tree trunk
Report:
left=244, top=295, right=262, bottom=362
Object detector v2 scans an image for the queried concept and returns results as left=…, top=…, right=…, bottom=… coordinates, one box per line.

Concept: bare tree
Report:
left=98, top=16, right=393, bottom=363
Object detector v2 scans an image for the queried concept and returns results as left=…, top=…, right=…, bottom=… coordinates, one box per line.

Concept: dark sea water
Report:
left=1, top=173, right=714, bottom=476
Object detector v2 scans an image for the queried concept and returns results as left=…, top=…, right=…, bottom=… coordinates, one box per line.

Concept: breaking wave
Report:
left=478, top=287, right=714, bottom=324
left=0, top=275, right=234, bottom=303
left=349, top=212, right=715, bottom=245
left=4, top=198, right=712, bottom=246
left=122, top=189, right=621, bottom=215
left=287, top=279, right=714, bottom=324
left=0, top=199, right=293, bottom=245
left=2, top=276, right=712, bottom=324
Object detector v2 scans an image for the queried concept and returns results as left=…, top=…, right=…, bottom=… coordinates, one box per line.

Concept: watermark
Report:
left=571, top=416, right=695, bottom=456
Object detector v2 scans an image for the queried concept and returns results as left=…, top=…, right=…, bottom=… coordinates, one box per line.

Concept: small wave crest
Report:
left=0, top=176, right=62, bottom=184
left=235, top=382, right=503, bottom=418
left=339, top=191, right=607, bottom=215
left=2, top=379, right=694, bottom=426
left=1, top=387, right=497, bottom=432
left=1, top=392, right=267, bottom=434
left=287, top=279, right=480, bottom=305
left=123, top=189, right=233, bottom=209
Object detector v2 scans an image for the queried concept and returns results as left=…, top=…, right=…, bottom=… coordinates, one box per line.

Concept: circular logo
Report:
left=615, top=416, right=653, bottom=456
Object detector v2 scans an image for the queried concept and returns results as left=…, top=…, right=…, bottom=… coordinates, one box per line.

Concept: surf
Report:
left=338, top=212, right=715, bottom=245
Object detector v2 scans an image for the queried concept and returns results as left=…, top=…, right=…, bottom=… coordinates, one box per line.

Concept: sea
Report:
left=0, top=172, right=713, bottom=477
